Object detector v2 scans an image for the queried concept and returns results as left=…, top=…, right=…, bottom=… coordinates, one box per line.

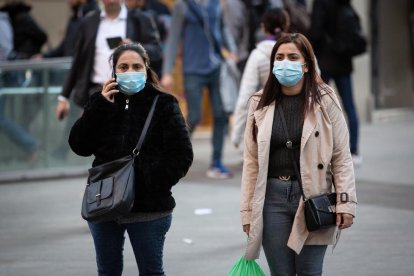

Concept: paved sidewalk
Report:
left=0, top=115, right=414, bottom=276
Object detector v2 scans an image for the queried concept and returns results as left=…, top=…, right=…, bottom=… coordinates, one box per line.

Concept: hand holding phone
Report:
left=102, top=77, right=119, bottom=103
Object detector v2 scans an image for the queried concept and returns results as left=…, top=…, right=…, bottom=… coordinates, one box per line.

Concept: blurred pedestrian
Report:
left=69, top=43, right=193, bottom=276
left=125, top=0, right=171, bottom=76
left=0, top=10, right=38, bottom=161
left=231, top=7, right=290, bottom=149
left=56, top=0, right=161, bottom=122
left=0, top=0, right=47, bottom=60
left=282, top=0, right=310, bottom=36
left=0, top=0, right=48, bottom=131
left=125, top=0, right=170, bottom=44
left=222, top=0, right=250, bottom=72
left=240, top=33, right=357, bottom=275
left=309, top=0, right=364, bottom=166
left=161, top=0, right=237, bottom=179
left=31, top=0, right=99, bottom=160
left=35, top=0, right=99, bottom=59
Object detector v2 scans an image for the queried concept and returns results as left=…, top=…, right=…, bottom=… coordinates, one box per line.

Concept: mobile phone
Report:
left=112, top=72, right=118, bottom=89
left=106, top=36, right=123, bottom=49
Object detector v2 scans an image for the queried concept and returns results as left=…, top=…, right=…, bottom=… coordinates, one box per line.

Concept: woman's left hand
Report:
left=336, top=213, right=354, bottom=229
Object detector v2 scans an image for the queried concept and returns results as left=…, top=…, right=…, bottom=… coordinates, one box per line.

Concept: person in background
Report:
left=35, top=0, right=99, bottom=60
left=231, top=7, right=290, bottom=149
left=222, top=0, right=250, bottom=72
left=0, top=0, right=47, bottom=60
left=240, top=33, right=357, bottom=275
left=1, top=0, right=48, bottom=130
left=248, top=0, right=284, bottom=50
left=161, top=0, right=237, bottom=179
left=0, top=11, right=38, bottom=161
left=69, top=43, right=193, bottom=276
left=125, top=0, right=171, bottom=76
left=309, top=0, right=362, bottom=166
left=56, top=0, right=161, bottom=122
left=31, top=0, right=99, bottom=160
left=125, top=0, right=170, bottom=44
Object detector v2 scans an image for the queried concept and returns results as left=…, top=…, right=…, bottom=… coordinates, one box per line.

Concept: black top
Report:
left=268, top=93, right=304, bottom=178
left=69, top=84, right=193, bottom=212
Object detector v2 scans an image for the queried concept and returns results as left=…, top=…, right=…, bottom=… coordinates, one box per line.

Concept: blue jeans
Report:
left=263, top=178, right=327, bottom=276
left=184, top=69, right=228, bottom=163
left=88, top=215, right=172, bottom=276
left=0, top=95, right=38, bottom=154
left=321, top=73, right=359, bottom=154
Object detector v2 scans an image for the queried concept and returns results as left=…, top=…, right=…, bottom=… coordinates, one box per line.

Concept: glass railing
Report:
left=0, top=58, right=92, bottom=182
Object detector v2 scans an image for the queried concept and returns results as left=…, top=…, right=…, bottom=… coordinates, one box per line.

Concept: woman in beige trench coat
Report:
left=240, top=33, right=357, bottom=276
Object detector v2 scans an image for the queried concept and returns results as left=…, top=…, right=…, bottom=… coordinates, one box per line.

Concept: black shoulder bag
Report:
left=81, top=95, right=159, bottom=223
left=278, top=107, right=337, bottom=232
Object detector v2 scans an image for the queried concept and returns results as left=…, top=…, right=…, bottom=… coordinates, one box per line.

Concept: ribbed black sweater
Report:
left=268, top=93, right=305, bottom=178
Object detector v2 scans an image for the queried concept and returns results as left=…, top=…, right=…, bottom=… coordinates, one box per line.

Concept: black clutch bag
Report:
left=81, top=95, right=159, bottom=223
left=304, top=192, right=337, bottom=232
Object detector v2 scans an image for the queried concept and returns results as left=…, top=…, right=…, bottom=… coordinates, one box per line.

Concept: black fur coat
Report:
left=69, top=84, right=193, bottom=212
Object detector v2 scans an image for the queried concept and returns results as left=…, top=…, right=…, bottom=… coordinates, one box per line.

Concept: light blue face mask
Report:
left=116, top=72, right=147, bottom=95
left=272, top=60, right=305, bottom=87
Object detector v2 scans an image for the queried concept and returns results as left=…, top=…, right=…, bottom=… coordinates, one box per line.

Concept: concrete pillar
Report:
left=374, top=0, right=414, bottom=109
left=351, top=0, right=372, bottom=122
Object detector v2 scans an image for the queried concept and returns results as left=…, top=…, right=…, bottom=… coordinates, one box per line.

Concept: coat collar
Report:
left=301, top=102, right=318, bottom=152
left=252, top=96, right=319, bottom=150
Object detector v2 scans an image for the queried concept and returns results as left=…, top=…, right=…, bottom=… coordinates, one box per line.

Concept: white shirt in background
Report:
left=92, top=5, right=127, bottom=84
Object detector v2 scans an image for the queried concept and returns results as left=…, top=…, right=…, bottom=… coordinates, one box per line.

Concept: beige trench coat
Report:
left=241, top=84, right=357, bottom=259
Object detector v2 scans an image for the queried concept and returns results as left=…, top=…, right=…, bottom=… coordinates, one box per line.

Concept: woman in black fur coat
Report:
left=69, top=43, right=193, bottom=276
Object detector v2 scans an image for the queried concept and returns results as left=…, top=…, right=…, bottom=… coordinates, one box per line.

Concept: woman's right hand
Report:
left=101, top=78, right=119, bottom=103
left=243, top=224, right=250, bottom=236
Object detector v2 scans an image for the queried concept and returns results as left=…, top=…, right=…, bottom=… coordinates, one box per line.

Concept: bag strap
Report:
left=278, top=106, right=336, bottom=200
left=183, top=0, right=223, bottom=59
left=277, top=106, right=308, bottom=200
left=132, top=95, right=159, bottom=156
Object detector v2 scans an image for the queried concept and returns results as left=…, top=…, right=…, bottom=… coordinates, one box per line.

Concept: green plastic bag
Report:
left=227, top=256, right=265, bottom=276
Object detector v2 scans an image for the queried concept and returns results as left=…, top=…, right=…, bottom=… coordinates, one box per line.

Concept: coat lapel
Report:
left=253, top=102, right=274, bottom=143
left=301, top=103, right=318, bottom=152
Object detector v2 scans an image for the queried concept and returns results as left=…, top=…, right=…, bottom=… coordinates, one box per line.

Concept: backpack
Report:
left=331, top=3, right=367, bottom=57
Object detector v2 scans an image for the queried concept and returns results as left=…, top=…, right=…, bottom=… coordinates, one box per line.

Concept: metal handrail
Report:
left=0, top=57, right=78, bottom=177
left=0, top=57, right=72, bottom=71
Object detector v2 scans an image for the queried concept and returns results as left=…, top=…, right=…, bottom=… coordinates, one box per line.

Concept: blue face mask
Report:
left=116, top=72, right=146, bottom=95
left=272, top=60, right=305, bottom=87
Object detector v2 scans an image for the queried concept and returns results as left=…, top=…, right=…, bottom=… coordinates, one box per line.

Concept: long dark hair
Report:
left=110, top=43, right=164, bottom=91
left=252, top=33, right=322, bottom=140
